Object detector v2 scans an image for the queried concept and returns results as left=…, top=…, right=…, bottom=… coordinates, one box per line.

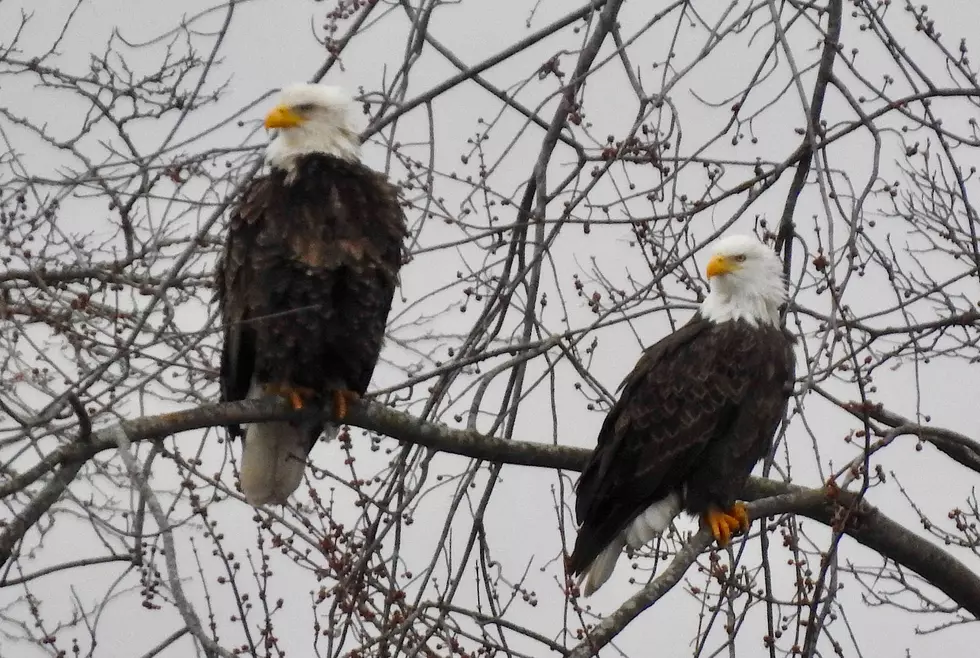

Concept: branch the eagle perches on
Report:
left=2, top=396, right=978, bottom=655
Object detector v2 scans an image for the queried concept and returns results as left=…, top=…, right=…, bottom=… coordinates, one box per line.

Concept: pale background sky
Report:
left=2, top=1, right=979, bottom=657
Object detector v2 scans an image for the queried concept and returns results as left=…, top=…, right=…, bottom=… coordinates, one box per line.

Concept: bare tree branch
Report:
left=4, top=397, right=978, bottom=625
left=3, top=1, right=979, bottom=654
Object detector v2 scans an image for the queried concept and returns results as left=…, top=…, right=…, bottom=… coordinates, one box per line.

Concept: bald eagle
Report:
left=216, top=84, right=406, bottom=506
left=568, top=235, right=795, bottom=595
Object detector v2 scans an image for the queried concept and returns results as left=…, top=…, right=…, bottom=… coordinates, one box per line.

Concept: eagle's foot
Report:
left=331, top=389, right=360, bottom=420
left=704, top=502, right=750, bottom=548
left=266, top=383, right=316, bottom=411
left=730, top=501, right=750, bottom=533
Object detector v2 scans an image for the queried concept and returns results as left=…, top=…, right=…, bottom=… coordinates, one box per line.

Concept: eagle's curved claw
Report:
left=704, top=503, right=751, bottom=547
left=332, top=389, right=360, bottom=420
left=730, top=501, right=750, bottom=533
left=266, top=383, right=316, bottom=411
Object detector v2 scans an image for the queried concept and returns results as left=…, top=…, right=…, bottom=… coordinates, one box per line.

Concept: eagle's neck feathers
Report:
left=266, top=126, right=360, bottom=178
left=700, top=270, right=786, bottom=327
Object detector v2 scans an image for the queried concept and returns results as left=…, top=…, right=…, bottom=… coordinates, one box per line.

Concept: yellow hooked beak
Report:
left=706, top=254, right=737, bottom=279
left=264, top=104, right=305, bottom=130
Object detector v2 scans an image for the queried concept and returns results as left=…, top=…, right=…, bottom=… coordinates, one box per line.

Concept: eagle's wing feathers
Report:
left=570, top=318, right=780, bottom=577
left=574, top=320, right=714, bottom=515
left=217, top=178, right=274, bottom=439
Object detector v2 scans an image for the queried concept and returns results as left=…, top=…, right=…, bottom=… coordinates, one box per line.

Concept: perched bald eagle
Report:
left=568, top=235, right=795, bottom=595
left=216, top=84, right=406, bottom=506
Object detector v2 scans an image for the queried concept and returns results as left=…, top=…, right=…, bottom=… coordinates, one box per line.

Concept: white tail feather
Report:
left=240, top=422, right=301, bottom=505
left=240, top=422, right=339, bottom=505
left=625, top=491, right=682, bottom=549
left=579, top=492, right=682, bottom=596
left=579, top=534, right=626, bottom=597
left=239, top=379, right=336, bottom=505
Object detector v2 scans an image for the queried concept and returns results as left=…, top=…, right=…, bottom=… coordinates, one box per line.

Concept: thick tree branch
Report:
left=742, top=480, right=980, bottom=621
left=3, top=398, right=978, bottom=623
left=568, top=529, right=714, bottom=658
left=570, top=484, right=980, bottom=655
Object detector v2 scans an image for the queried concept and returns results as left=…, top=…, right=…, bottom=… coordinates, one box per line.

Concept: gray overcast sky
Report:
left=2, top=1, right=979, bottom=657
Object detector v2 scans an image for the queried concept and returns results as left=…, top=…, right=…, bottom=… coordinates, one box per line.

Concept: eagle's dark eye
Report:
left=733, top=254, right=747, bottom=262
left=295, top=103, right=316, bottom=113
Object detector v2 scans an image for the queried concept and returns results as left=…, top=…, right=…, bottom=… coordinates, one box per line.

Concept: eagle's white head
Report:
left=699, top=234, right=786, bottom=327
left=264, top=83, right=360, bottom=172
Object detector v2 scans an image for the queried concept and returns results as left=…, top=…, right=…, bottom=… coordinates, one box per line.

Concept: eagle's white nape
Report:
left=265, top=83, right=360, bottom=172
left=699, top=234, right=786, bottom=327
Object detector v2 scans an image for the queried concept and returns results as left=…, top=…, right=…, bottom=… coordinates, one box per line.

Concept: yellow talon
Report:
left=332, top=389, right=360, bottom=420
left=707, top=509, right=730, bottom=546
left=704, top=503, right=751, bottom=547
left=730, top=501, right=750, bottom=533
left=265, top=383, right=315, bottom=411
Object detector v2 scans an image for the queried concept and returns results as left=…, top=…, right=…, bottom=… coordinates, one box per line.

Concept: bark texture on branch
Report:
left=3, top=397, right=978, bottom=623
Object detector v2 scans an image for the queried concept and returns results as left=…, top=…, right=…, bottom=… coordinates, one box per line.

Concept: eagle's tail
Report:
left=624, top=491, right=682, bottom=549
left=578, top=534, right=626, bottom=597
left=576, top=491, right=682, bottom=596
left=239, top=421, right=319, bottom=505
left=239, top=381, right=338, bottom=505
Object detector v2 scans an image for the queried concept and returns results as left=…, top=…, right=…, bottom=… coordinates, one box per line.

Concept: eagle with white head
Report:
left=568, top=234, right=795, bottom=595
left=216, top=84, right=406, bottom=506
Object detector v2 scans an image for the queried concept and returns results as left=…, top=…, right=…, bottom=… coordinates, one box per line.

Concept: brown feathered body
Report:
left=216, top=153, right=405, bottom=505
left=568, top=315, right=795, bottom=592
